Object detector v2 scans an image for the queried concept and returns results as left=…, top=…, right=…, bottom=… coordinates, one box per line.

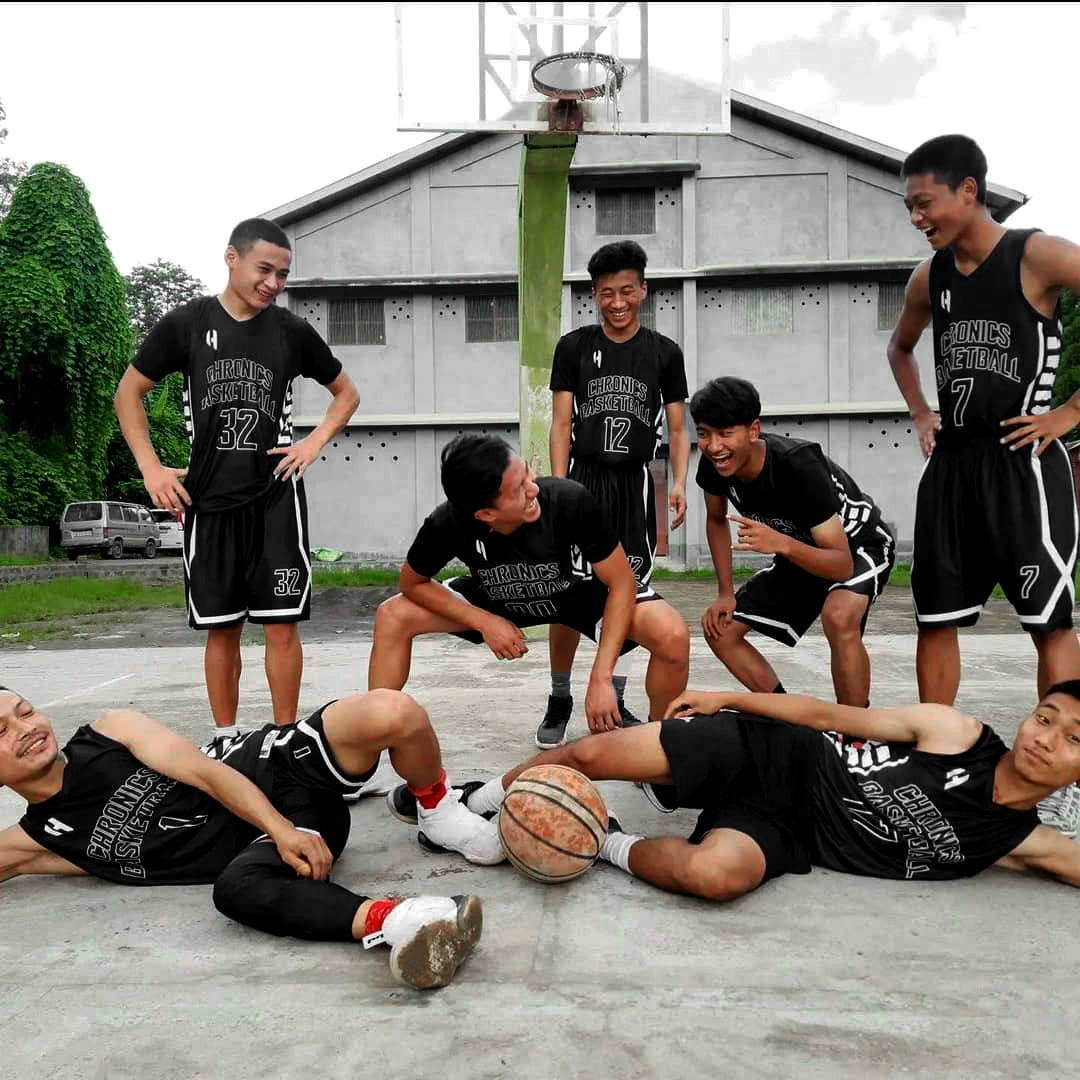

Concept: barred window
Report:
left=638, top=291, right=656, bottom=331
left=466, top=295, right=518, bottom=342
left=730, top=286, right=793, bottom=335
left=877, top=282, right=905, bottom=331
left=327, top=299, right=386, bottom=345
left=596, top=188, right=655, bottom=235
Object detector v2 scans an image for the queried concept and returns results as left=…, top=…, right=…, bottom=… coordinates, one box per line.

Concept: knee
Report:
left=653, top=614, right=691, bottom=666
left=213, top=857, right=278, bottom=929
left=366, top=687, right=430, bottom=739
left=821, top=605, right=861, bottom=645
left=562, top=734, right=609, bottom=777
left=675, top=849, right=753, bottom=901
left=373, top=594, right=416, bottom=640
left=264, top=622, right=299, bottom=648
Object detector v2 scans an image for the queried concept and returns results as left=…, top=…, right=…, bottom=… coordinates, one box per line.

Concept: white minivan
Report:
left=60, top=501, right=160, bottom=560
left=148, top=508, right=184, bottom=553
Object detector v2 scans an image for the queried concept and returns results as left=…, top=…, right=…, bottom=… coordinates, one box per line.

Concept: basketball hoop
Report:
left=531, top=51, right=626, bottom=133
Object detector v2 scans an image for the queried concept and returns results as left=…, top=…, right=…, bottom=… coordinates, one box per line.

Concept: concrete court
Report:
left=1, top=630, right=1077, bottom=1080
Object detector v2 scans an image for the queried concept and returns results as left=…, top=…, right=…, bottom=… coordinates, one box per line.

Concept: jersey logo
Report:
left=157, top=814, right=208, bottom=831
left=842, top=797, right=899, bottom=843
left=293, top=745, right=312, bottom=760
left=476, top=539, right=488, bottom=561
left=43, top=817, right=74, bottom=838
left=205, top=329, right=218, bottom=350
left=593, top=349, right=603, bottom=369
left=943, top=768, right=970, bottom=791
left=940, top=289, right=951, bottom=313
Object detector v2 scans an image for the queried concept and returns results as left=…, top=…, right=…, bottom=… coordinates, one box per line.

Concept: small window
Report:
left=121, top=506, right=139, bottom=522
left=596, top=188, right=655, bottom=235
left=64, top=503, right=102, bottom=523
left=465, top=295, right=518, bottom=342
left=638, top=292, right=656, bottom=331
left=877, top=283, right=905, bottom=331
left=730, top=286, right=793, bottom=335
left=108, top=504, right=124, bottom=523
left=327, top=299, right=386, bottom=346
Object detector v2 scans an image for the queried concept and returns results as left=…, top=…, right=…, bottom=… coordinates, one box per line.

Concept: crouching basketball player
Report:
left=0, top=686, right=500, bottom=988
left=442, top=683, right=1080, bottom=899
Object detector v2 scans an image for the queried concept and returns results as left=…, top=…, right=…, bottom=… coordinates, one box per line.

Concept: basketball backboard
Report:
left=395, top=2, right=731, bottom=135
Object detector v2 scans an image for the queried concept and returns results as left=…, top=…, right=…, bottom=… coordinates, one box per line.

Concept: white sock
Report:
left=466, top=777, right=507, bottom=815
left=600, top=830, right=642, bottom=874
left=214, top=725, right=238, bottom=740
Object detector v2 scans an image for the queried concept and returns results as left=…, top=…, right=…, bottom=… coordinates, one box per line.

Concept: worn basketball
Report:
left=498, top=765, right=608, bottom=883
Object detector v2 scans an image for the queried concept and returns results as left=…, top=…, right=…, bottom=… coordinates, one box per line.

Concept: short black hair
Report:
left=228, top=217, right=291, bottom=255
left=689, top=377, right=762, bottom=429
left=901, top=134, right=987, bottom=205
left=1043, top=680, right=1080, bottom=707
left=440, top=434, right=512, bottom=516
left=587, top=240, right=648, bottom=284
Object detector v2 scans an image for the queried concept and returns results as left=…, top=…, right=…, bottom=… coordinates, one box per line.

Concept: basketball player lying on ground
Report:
left=0, top=686, right=502, bottom=988
left=418, top=682, right=1080, bottom=898
left=369, top=433, right=690, bottom=738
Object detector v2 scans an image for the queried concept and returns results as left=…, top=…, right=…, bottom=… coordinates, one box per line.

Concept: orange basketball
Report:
left=498, top=765, right=608, bottom=883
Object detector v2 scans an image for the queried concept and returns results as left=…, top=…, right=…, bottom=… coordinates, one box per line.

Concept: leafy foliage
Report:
left=1055, top=289, right=1080, bottom=425
left=105, top=259, right=205, bottom=501
left=0, top=163, right=130, bottom=525
left=0, top=99, right=29, bottom=223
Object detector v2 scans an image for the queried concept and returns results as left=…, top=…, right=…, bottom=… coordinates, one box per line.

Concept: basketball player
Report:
left=541, top=240, right=690, bottom=747
left=441, top=683, right=1080, bottom=900
left=115, top=219, right=360, bottom=740
left=693, top=376, right=895, bottom=706
left=0, top=685, right=499, bottom=988
left=887, top=134, right=1080, bottom=835
left=368, top=433, right=690, bottom=736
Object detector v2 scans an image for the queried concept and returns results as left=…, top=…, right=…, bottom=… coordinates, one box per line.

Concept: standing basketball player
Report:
left=541, top=240, right=690, bottom=747
left=887, top=134, right=1080, bottom=835
left=115, top=218, right=360, bottom=739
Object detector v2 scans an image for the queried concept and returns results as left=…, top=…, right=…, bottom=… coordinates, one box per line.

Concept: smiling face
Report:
left=1011, top=691, right=1080, bottom=790
left=474, top=454, right=541, bottom=533
left=696, top=418, right=761, bottom=480
left=224, top=239, right=291, bottom=313
left=0, top=690, right=60, bottom=790
left=593, top=269, right=646, bottom=340
left=904, top=172, right=980, bottom=252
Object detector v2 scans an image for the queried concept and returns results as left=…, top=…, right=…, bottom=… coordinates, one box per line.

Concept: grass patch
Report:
left=312, top=567, right=461, bottom=588
left=0, top=578, right=184, bottom=625
left=0, top=553, right=53, bottom=566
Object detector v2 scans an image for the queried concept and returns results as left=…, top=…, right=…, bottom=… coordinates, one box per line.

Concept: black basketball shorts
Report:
left=444, top=576, right=640, bottom=655
left=912, top=438, right=1077, bottom=631
left=734, top=524, right=896, bottom=647
left=659, top=712, right=816, bottom=881
left=183, top=478, right=312, bottom=629
left=570, top=457, right=658, bottom=600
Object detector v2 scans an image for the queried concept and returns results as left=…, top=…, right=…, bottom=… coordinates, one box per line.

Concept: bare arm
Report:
left=92, top=710, right=333, bottom=880
left=114, top=366, right=190, bottom=513
left=702, top=492, right=736, bottom=641
left=398, top=561, right=528, bottom=660
left=586, top=544, right=638, bottom=732
left=549, top=391, right=574, bottom=478
left=267, top=370, right=361, bottom=481
left=996, top=823, right=1080, bottom=887
left=666, top=401, right=690, bottom=529
left=887, top=260, right=938, bottom=457
left=729, top=512, right=854, bottom=582
left=0, top=824, right=87, bottom=884
left=664, top=690, right=979, bottom=752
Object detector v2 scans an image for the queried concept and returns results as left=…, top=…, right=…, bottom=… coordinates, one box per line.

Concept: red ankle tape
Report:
left=407, top=769, right=448, bottom=810
left=363, top=900, right=398, bottom=938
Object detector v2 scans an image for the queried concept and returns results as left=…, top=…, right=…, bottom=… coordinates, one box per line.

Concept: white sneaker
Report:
left=343, top=752, right=405, bottom=802
left=363, top=895, right=483, bottom=989
left=418, top=791, right=506, bottom=865
left=1037, top=783, right=1080, bottom=840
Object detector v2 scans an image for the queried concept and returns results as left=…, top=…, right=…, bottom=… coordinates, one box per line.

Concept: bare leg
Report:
left=626, top=600, right=690, bottom=718
left=916, top=625, right=961, bottom=704
left=625, top=828, right=767, bottom=900
left=264, top=622, right=303, bottom=726
left=705, top=618, right=781, bottom=693
left=1031, top=628, right=1080, bottom=698
left=821, top=590, right=872, bottom=705
left=368, top=593, right=472, bottom=690
left=549, top=624, right=581, bottom=677
left=205, top=623, right=244, bottom=728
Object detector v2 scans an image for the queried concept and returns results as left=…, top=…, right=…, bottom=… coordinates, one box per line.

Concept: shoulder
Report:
left=556, top=327, right=593, bottom=351
left=910, top=705, right=983, bottom=753
left=766, top=433, right=820, bottom=467
left=155, top=296, right=215, bottom=333
left=1020, top=229, right=1080, bottom=276
left=695, top=455, right=727, bottom=494
left=540, top=476, right=594, bottom=510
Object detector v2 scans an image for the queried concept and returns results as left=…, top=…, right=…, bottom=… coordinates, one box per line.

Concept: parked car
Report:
left=60, top=501, right=160, bottom=560
left=148, top=508, right=184, bottom=553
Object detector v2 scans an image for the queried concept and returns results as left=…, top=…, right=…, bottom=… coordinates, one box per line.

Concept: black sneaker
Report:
left=640, top=781, right=679, bottom=813
left=386, top=780, right=489, bottom=825
left=536, top=694, right=573, bottom=748
left=606, top=813, right=624, bottom=835
left=618, top=702, right=643, bottom=728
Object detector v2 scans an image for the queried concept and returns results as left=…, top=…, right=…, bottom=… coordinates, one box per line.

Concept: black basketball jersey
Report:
left=18, top=724, right=283, bottom=885
left=132, top=297, right=342, bottom=512
left=406, top=477, right=620, bottom=606
left=929, top=228, right=1063, bottom=441
left=550, top=325, right=688, bottom=467
left=811, top=725, right=1038, bottom=880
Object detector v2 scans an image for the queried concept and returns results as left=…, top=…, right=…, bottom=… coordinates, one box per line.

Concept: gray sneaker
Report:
left=536, top=695, right=573, bottom=748
left=1037, top=783, right=1080, bottom=839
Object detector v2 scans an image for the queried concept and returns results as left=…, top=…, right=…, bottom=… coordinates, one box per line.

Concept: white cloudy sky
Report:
left=2, top=2, right=1075, bottom=290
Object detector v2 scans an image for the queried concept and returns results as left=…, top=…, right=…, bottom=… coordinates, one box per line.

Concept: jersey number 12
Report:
left=603, top=416, right=631, bottom=454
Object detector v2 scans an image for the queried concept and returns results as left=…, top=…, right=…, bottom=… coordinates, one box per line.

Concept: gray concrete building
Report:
left=266, top=88, right=1024, bottom=565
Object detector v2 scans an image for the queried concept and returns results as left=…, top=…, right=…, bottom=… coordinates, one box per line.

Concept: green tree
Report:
left=0, top=99, right=29, bottom=222
left=0, top=162, right=130, bottom=525
left=106, top=259, right=204, bottom=501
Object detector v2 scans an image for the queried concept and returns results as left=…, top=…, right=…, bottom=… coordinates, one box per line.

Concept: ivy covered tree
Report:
left=1054, top=288, right=1080, bottom=441
left=106, top=259, right=205, bottom=501
left=0, top=99, right=29, bottom=223
left=0, top=162, right=130, bottom=525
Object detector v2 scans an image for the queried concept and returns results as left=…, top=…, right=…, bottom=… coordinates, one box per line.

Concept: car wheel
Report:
left=109, top=537, right=124, bottom=559
left=144, top=538, right=157, bottom=559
